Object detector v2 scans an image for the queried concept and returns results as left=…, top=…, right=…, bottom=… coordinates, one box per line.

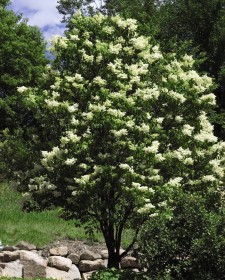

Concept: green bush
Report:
left=137, top=192, right=225, bottom=280
left=89, top=268, right=150, bottom=280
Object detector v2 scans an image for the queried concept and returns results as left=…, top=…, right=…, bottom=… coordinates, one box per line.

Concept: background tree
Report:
left=0, top=0, right=48, bottom=176
left=18, top=13, right=225, bottom=269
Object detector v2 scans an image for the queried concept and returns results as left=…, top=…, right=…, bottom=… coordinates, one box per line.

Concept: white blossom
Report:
left=17, top=86, right=28, bottom=93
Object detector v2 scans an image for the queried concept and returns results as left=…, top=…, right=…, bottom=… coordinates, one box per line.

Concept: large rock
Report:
left=49, top=246, right=68, bottom=256
left=20, top=250, right=48, bottom=278
left=68, top=264, right=81, bottom=280
left=46, top=264, right=81, bottom=280
left=48, top=256, right=72, bottom=271
left=16, top=241, right=36, bottom=250
left=0, top=251, right=20, bottom=262
left=120, top=256, right=140, bottom=269
left=100, top=250, right=108, bottom=259
left=79, top=259, right=106, bottom=272
left=0, top=266, right=4, bottom=276
left=46, top=266, right=70, bottom=280
left=2, top=246, right=18, bottom=252
left=80, top=250, right=101, bottom=261
left=68, top=253, right=80, bottom=265
left=0, top=260, right=23, bottom=278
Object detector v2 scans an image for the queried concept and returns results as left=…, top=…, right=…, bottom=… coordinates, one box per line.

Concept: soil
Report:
left=41, top=238, right=108, bottom=256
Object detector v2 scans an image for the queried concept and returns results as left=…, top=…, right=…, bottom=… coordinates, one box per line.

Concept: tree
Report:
left=156, top=0, right=225, bottom=139
left=0, top=0, right=47, bottom=175
left=18, top=13, right=225, bottom=268
left=57, top=0, right=225, bottom=140
left=57, top=0, right=159, bottom=34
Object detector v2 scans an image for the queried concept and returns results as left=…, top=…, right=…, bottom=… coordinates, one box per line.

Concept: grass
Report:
left=0, top=181, right=103, bottom=247
left=0, top=181, right=133, bottom=249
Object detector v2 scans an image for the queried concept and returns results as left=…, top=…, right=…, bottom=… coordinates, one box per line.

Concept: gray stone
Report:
left=20, top=250, right=48, bottom=278
left=48, top=256, right=72, bottom=271
left=0, top=260, right=23, bottom=278
left=80, top=250, right=101, bottom=261
left=0, top=251, right=20, bottom=262
left=79, top=259, right=106, bottom=272
left=68, top=253, right=80, bottom=265
left=100, top=249, right=108, bottom=259
left=0, top=267, right=3, bottom=276
left=46, top=266, right=70, bottom=280
left=68, top=264, right=81, bottom=280
left=120, top=256, right=140, bottom=269
left=2, top=246, right=18, bottom=252
left=49, top=246, right=68, bottom=256
left=82, top=271, right=94, bottom=280
left=16, top=241, right=36, bottom=250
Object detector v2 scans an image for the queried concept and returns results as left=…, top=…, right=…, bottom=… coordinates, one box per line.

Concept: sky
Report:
left=8, top=0, right=65, bottom=41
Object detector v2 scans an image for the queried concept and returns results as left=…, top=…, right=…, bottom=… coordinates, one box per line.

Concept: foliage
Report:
left=156, top=0, right=225, bottom=139
left=17, top=13, right=225, bottom=268
left=57, top=0, right=225, bottom=140
left=57, top=0, right=159, bottom=35
left=89, top=268, right=149, bottom=280
left=0, top=1, right=47, bottom=176
left=137, top=191, right=225, bottom=280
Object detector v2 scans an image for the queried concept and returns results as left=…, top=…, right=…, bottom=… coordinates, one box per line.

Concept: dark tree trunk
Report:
left=107, top=250, right=120, bottom=268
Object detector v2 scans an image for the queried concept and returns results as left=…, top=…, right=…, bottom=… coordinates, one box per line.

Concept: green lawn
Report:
left=0, top=181, right=133, bottom=249
left=0, top=181, right=101, bottom=247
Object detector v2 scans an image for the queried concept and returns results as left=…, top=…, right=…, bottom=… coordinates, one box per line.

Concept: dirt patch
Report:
left=42, top=238, right=107, bottom=256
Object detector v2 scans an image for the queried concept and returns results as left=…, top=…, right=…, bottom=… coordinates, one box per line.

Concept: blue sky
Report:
left=9, top=0, right=65, bottom=41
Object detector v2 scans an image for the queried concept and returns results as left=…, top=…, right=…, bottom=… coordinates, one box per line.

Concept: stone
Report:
left=0, top=260, right=23, bottom=278
left=16, top=241, right=36, bottom=250
left=68, top=253, right=80, bottom=265
left=68, top=264, right=81, bottom=280
left=46, top=266, right=70, bottom=280
left=80, top=250, right=101, bottom=261
left=20, top=250, right=48, bottom=278
left=0, top=267, right=3, bottom=276
left=100, top=249, right=108, bottom=259
left=0, top=251, right=20, bottom=262
left=49, top=246, right=68, bottom=256
left=120, top=256, right=140, bottom=269
left=48, top=256, right=72, bottom=272
left=82, top=271, right=94, bottom=280
left=2, top=246, right=18, bottom=251
left=79, top=259, right=106, bottom=272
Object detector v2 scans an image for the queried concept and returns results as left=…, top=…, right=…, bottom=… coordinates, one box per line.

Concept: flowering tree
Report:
left=18, top=13, right=225, bottom=268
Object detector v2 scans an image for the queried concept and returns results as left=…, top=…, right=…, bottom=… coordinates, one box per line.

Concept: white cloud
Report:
left=9, top=0, right=65, bottom=41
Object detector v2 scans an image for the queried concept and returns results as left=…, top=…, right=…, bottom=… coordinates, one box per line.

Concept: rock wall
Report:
left=0, top=241, right=140, bottom=279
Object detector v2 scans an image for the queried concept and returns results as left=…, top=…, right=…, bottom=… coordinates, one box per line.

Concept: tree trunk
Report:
left=107, top=250, right=120, bottom=268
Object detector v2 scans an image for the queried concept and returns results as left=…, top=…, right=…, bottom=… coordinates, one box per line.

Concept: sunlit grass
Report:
left=0, top=181, right=133, bottom=249
left=0, top=181, right=101, bottom=247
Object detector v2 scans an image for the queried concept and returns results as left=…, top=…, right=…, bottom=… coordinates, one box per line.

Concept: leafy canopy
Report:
left=18, top=13, right=225, bottom=267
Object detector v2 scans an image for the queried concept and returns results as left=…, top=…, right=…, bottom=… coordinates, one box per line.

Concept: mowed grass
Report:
left=0, top=181, right=102, bottom=247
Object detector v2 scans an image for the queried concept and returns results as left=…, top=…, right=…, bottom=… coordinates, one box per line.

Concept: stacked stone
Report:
left=0, top=241, right=140, bottom=279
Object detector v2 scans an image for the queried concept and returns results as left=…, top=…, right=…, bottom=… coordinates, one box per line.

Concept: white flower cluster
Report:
left=17, top=86, right=28, bottom=93
left=28, top=176, right=57, bottom=192
left=144, top=141, right=160, bottom=154
left=112, top=16, right=137, bottom=31
left=194, top=112, right=217, bottom=142
left=182, top=124, right=194, bottom=136
left=51, top=35, right=68, bottom=49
